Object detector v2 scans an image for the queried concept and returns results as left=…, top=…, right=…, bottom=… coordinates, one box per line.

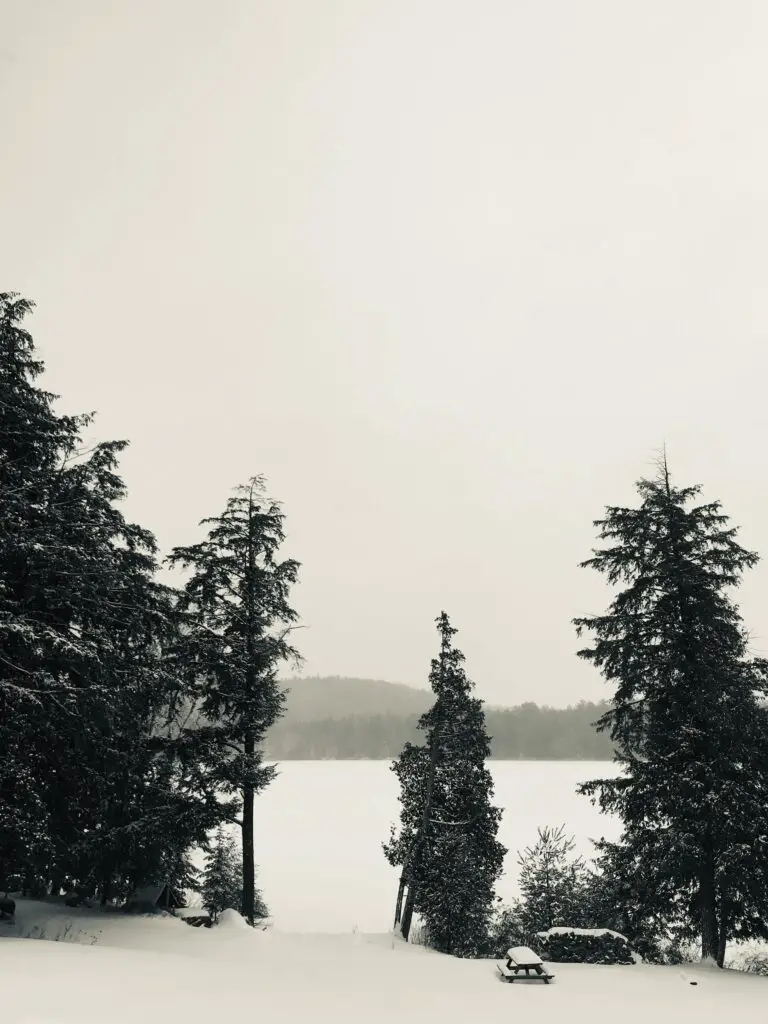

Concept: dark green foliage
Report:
left=485, top=826, right=597, bottom=958
left=0, top=293, right=220, bottom=903
left=575, top=841, right=692, bottom=964
left=168, top=478, right=301, bottom=925
left=484, top=902, right=530, bottom=955
left=575, top=459, right=768, bottom=966
left=536, top=928, right=635, bottom=965
left=481, top=910, right=535, bottom=956
left=515, top=825, right=591, bottom=934
left=200, top=828, right=265, bottom=923
left=201, top=829, right=241, bottom=922
left=492, top=833, right=695, bottom=965
left=384, top=612, right=506, bottom=957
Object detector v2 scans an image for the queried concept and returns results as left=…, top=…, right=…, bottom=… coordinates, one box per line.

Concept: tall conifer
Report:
left=384, top=612, right=505, bottom=955
left=168, top=477, right=301, bottom=925
left=0, top=293, right=214, bottom=898
left=575, top=459, right=768, bottom=965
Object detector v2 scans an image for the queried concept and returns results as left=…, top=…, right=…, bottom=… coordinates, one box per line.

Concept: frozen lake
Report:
left=249, top=760, right=622, bottom=932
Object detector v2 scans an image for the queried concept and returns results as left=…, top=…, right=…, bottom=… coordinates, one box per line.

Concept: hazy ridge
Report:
left=265, top=676, right=614, bottom=760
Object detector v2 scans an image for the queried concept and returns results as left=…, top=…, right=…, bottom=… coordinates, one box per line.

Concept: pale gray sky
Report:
left=3, top=1, right=768, bottom=707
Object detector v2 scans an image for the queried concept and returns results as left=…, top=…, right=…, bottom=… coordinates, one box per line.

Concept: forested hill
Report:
left=264, top=676, right=615, bottom=760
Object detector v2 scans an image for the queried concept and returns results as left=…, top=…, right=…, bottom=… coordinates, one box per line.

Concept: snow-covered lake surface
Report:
left=248, top=759, right=622, bottom=932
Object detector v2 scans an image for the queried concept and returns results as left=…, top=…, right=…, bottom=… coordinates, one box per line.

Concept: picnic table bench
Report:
left=496, top=946, right=555, bottom=984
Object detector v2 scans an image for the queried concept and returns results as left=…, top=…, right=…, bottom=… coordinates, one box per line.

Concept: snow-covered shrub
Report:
left=200, top=828, right=268, bottom=925
left=218, top=908, right=248, bottom=929
left=739, top=950, right=768, bottom=976
left=574, top=858, right=694, bottom=965
left=482, top=901, right=532, bottom=956
left=536, top=927, right=636, bottom=965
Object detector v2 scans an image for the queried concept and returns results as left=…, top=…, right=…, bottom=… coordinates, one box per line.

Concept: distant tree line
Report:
left=263, top=701, right=615, bottom=760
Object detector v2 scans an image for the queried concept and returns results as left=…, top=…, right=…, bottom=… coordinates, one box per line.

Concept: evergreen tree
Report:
left=577, top=840, right=692, bottom=963
left=0, top=293, right=216, bottom=899
left=384, top=612, right=505, bottom=956
left=0, top=292, right=88, bottom=889
left=200, top=827, right=267, bottom=923
left=574, top=458, right=768, bottom=966
left=168, top=477, right=301, bottom=925
left=516, top=825, right=589, bottom=934
left=201, top=828, right=241, bottom=922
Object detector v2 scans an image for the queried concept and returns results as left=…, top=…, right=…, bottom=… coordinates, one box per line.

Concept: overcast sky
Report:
left=3, top=1, right=768, bottom=707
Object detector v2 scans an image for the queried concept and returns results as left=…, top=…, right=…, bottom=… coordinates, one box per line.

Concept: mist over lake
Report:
left=249, top=760, right=622, bottom=933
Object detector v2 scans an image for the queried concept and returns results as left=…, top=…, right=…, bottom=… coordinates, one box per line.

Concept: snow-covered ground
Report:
left=3, top=900, right=767, bottom=1024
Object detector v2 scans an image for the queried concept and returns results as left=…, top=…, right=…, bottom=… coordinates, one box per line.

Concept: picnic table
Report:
left=496, top=946, right=555, bottom=984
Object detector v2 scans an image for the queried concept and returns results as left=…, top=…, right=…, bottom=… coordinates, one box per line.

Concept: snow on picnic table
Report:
left=2, top=901, right=767, bottom=1024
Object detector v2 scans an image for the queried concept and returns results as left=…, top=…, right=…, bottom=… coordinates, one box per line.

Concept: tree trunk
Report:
left=716, top=891, right=728, bottom=968
left=241, top=491, right=258, bottom=928
left=242, top=728, right=256, bottom=926
left=100, top=872, right=111, bottom=908
left=699, top=848, right=719, bottom=962
left=393, top=870, right=406, bottom=927
left=400, top=876, right=418, bottom=942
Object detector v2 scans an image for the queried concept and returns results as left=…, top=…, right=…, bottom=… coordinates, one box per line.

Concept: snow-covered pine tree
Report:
left=384, top=612, right=506, bottom=956
left=574, top=457, right=768, bottom=966
left=0, top=293, right=86, bottom=889
left=200, top=827, right=267, bottom=923
left=516, top=825, right=589, bottom=934
left=0, top=293, right=220, bottom=899
left=577, top=836, right=694, bottom=962
left=201, top=828, right=241, bottom=922
left=168, top=478, right=301, bottom=925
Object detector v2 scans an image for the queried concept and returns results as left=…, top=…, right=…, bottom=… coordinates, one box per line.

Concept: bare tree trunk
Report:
left=100, top=872, right=111, bottom=908
left=716, top=891, right=728, bottom=968
left=400, top=885, right=416, bottom=940
left=242, top=728, right=256, bottom=926
left=699, top=846, right=719, bottom=962
left=393, top=870, right=406, bottom=927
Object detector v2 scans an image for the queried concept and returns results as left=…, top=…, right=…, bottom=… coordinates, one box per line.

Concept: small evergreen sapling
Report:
left=201, top=828, right=267, bottom=923
left=516, top=825, right=590, bottom=934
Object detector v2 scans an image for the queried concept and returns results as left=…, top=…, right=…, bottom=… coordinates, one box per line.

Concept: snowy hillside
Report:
left=3, top=900, right=767, bottom=1024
